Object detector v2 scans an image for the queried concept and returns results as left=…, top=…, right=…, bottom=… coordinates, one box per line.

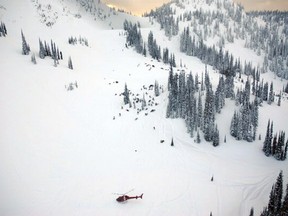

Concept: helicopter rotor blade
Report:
left=113, top=188, right=135, bottom=196
left=124, top=188, right=135, bottom=195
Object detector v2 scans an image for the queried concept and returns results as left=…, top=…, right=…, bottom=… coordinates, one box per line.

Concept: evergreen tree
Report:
left=281, top=183, right=288, bottom=215
left=266, top=171, right=284, bottom=214
left=195, top=73, right=199, bottom=92
left=204, top=87, right=215, bottom=142
left=39, top=39, right=45, bottom=59
left=213, top=125, right=220, bottom=147
left=284, top=83, right=288, bottom=94
left=230, top=111, right=238, bottom=138
left=236, top=113, right=243, bottom=140
left=124, top=21, right=143, bottom=54
left=142, top=42, right=147, bottom=57
left=170, top=53, right=176, bottom=67
left=154, top=80, right=160, bottom=97
left=244, top=78, right=251, bottom=103
left=268, top=82, right=274, bottom=105
left=68, top=56, right=73, bottom=70
left=215, top=76, right=225, bottom=113
left=268, top=185, right=276, bottom=213
left=57, top=48, right=60, bottom=60
left=141, top=94, right=146, bottom=110
left=178, top=71, right=186, bottom=119
left=54, top=56, right=58, bottom=67
left=263, top=120, right=272, bottom=156
left=192, top=97, right=198, bottom=133
left=274, top=171, right=283, bottom=214
left=262, top=171, right=288, bottom=215
left=31, top=53, right=36, bottom=64
left=0, top=22, right=7, bottom=36
left=278, top=92, right=282, bottom=106
left=168, top=64, right=174, bottom=91
left=275, top=131, right=285, bottom=161
left=147, top=31, right=161, bottom=60
left=263, top=82, right=269, bottom=101
left=283, top=140, right=288, bottom=161
left=249, top=207, right=254, bottom=216
left=148, top=31, right=154, bottom=55
left=225, top=76, right=234, bottom=99
left=171, top=138, right=174, bottom=146
left=21, top=30, right=30, bottom=55
left=235, top=88, right=241, bottom=106
left=251, top=100, right=259, bottom=141
left=196, top=130, right=201, bottom=143
left=123, top=83, right=130, bottom=105
left=163, top=48, right=169, bottom=64
left=272, top=134, right=278, bottom=156
left=197, top=92, right=203, bottom=129
left=270, top=121, right=274, bottom=149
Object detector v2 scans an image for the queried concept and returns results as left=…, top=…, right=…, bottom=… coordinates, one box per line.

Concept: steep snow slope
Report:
left=0, top=0, right=287, bottom=216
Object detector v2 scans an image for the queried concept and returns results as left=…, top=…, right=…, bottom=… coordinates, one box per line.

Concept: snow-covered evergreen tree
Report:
left=274, top=131, right=285, bottom=161
left=284, top=83, right=288, bottom=94
left=21, top=30, right=30, bottom=55
left=39, top=39, right=45, bottom=59
left=249, top=207, right=254, bottom=216
left=68, top=56, right=73, bottom=70
left=281, top=183, right=288, bottom=215
left=203, top=87, right=215, bottom=142
left=197, top=92, right=203, bottom=129
left=141, top=94, right=146, bottom=110
left=273, top=171, right=283, bottom=214
left=212, top=125, right=219, bottom=147
left=260, top=171, right=288, bottom=215
left=171, top=138, right=174, bottom=146
left=31, top=53, right=36, bottom=64
left=123, top=20, right=143, bottom=54
left=123, top=83, right=130, bottom=105
left=278, top=92, right=282, bottom=106
left=263, top=120, right=272, bottom=156
left=154, top=80, right=160, bottom=97
left=196, top=130, right=201, bottom=143
left=0, top=22, right=7, bottom=37
left=215, top=76, right=225, bottom=113
left=268, top=82, right=274, bottom=105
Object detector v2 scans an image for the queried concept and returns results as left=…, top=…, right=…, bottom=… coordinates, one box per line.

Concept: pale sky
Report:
left=103, top=0, right=288, bottom=15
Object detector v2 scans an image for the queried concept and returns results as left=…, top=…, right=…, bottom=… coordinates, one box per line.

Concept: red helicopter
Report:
left=115, top=189, right=143, bottom=203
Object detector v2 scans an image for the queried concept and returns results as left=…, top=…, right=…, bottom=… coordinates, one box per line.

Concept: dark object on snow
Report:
left=160, top=140, right=165, bottom=143
left=116, top=193, right=143, bottom=203
left=211, top=176, right=214, bottom=182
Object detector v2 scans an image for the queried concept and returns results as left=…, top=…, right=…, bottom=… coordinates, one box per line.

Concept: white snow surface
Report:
left=0, top=0, right=288, bottom=216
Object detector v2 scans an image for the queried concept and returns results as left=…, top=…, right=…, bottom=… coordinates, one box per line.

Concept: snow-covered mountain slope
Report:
left=147, top=0, right=288, bottom=79
left=0, top=0, right=288, bottom=216
left=0, top=0, right=149, bottom=30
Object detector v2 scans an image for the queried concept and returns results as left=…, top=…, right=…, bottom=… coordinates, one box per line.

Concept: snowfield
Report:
left=0, top=0, right=287, bottom=216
